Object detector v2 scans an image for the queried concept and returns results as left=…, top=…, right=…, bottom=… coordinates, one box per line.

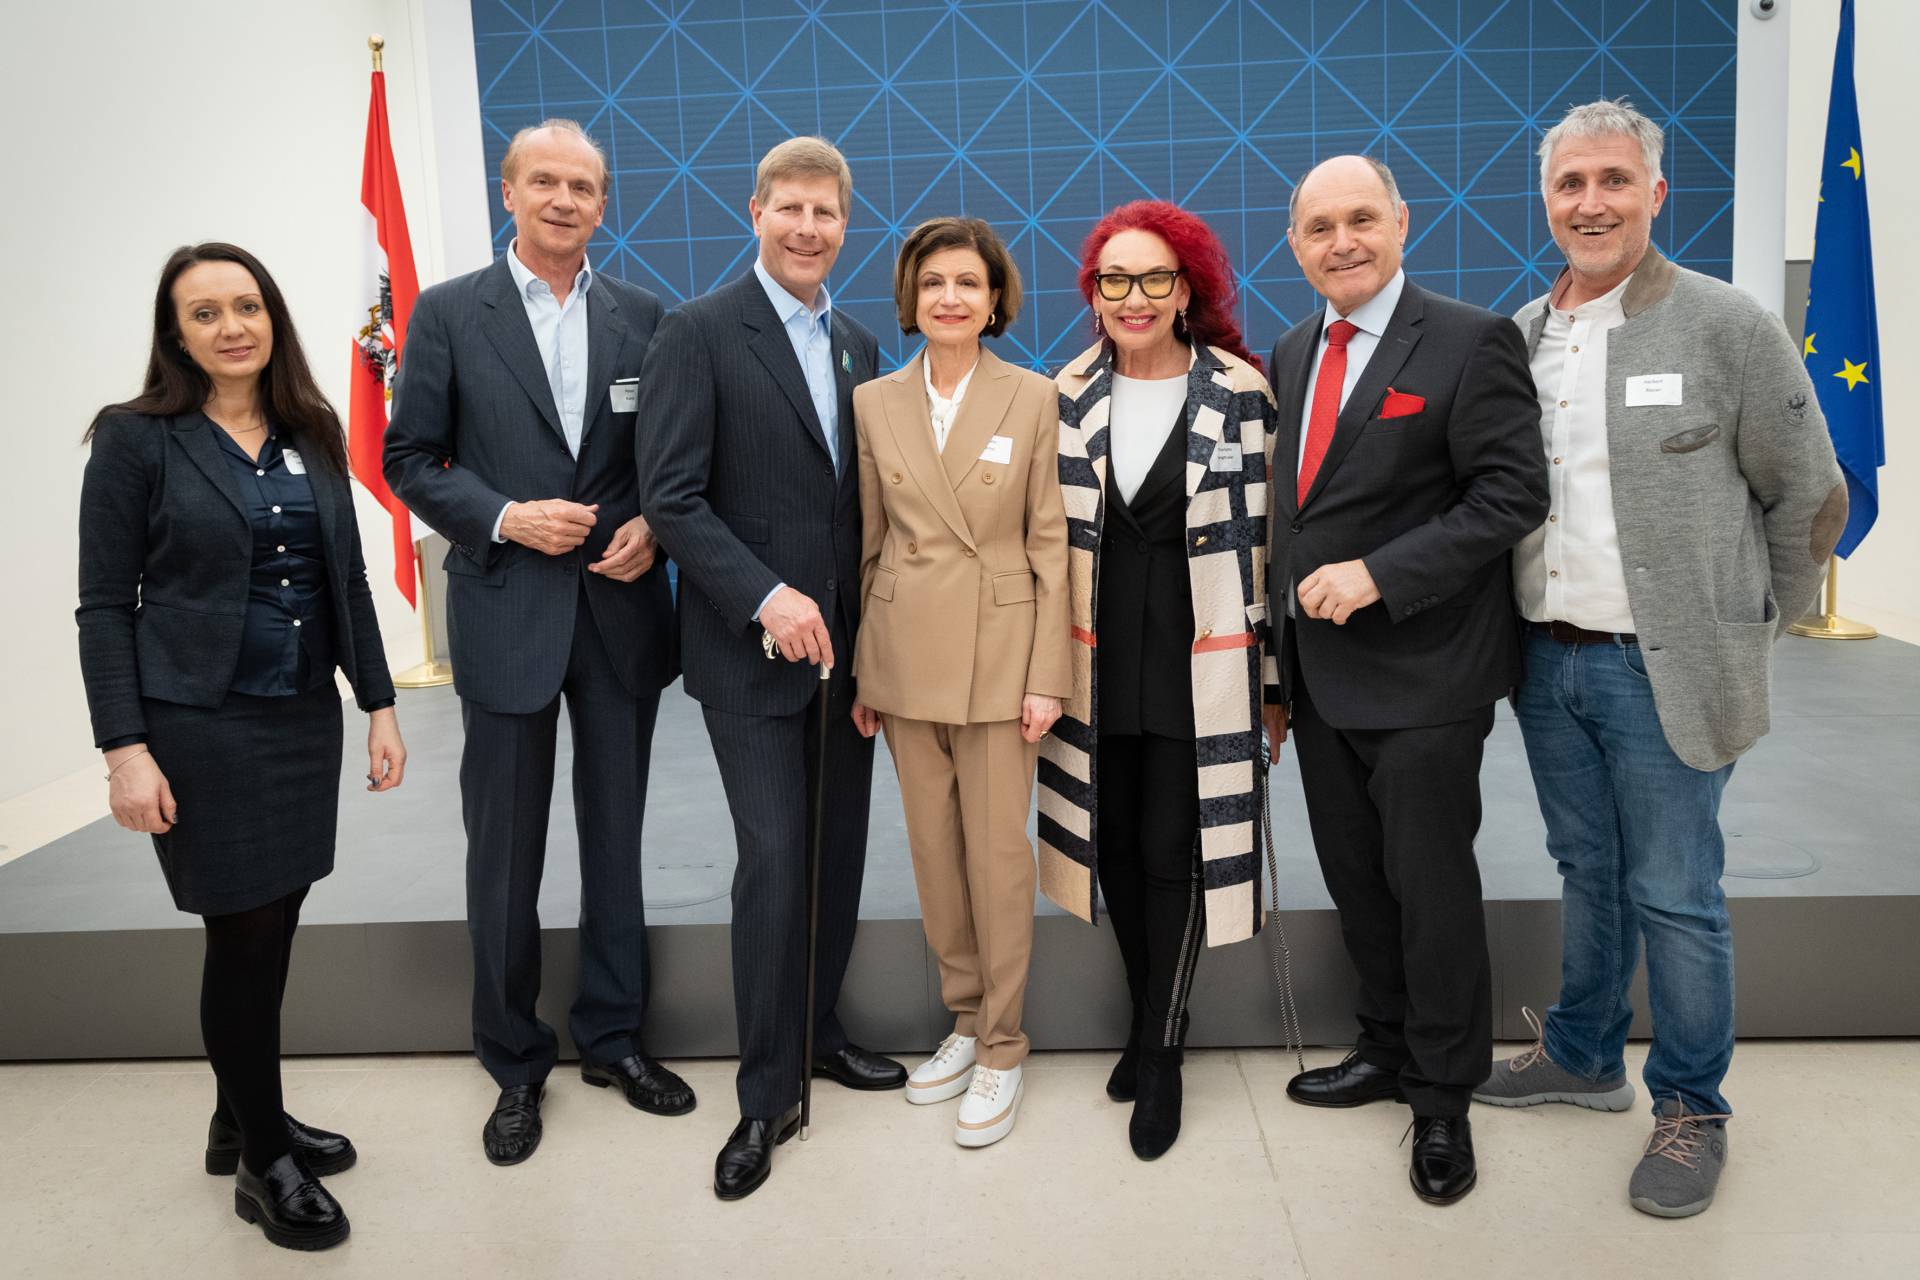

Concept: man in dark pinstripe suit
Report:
left=637, top=137, right=905, bottom=1201
left=386, top=121, right=693, bottom=1167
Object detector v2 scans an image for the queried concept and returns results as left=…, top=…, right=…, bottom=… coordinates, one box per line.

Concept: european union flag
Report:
left=1804, top=0, right=1883, bottom=558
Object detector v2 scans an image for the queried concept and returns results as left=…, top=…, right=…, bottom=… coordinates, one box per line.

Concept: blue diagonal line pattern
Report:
left=472, top=0, right=1736, bottom=372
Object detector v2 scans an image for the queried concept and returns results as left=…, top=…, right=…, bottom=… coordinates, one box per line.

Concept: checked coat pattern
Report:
left=1037, top=340, right=1280, bottom=947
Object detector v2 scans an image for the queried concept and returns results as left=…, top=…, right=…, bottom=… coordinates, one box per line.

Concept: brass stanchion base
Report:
left=1786, top=612, right=1878, bottom=640
left=392, top=659, right=455, bottom=688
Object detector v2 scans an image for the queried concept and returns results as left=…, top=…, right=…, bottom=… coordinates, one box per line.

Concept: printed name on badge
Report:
left=979, top=435, right=1014, bottom=465
left=282, top=449, right=306, bottom=475
left=609, top=381, right=640, bottom=414
left=1624, top=374, right=1683, bottom=407
left=1209, top=441, right=1242, bottom=472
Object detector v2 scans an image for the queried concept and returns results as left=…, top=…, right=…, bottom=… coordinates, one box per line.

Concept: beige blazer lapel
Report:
left=881, top=352, right=975, bottom=549
left=939, top=347, right=1019, bottom=490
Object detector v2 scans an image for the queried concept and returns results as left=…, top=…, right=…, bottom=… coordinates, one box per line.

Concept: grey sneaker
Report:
left=1628, top=1099, right=1731, bottom=1218
left=1473, top=1007, right=1636, bottom=1110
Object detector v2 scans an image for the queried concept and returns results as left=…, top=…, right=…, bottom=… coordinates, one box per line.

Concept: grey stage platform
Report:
left=3, top=635, right=1917, bottom=1062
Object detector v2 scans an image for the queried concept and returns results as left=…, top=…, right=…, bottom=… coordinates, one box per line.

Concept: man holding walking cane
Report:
left=637, top=136, right=905, bottom=1202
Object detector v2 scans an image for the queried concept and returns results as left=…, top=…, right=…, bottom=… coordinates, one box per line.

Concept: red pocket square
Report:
left=1381, top=388, right=1425, bottom=418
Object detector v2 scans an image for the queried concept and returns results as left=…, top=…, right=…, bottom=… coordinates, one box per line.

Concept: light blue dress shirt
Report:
left=493, top=239, right=594, bottom=542
left=749, top=257, right=841, bottom=622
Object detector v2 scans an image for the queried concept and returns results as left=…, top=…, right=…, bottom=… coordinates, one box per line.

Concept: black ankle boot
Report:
left=1106, top=1019, right=1142, bottom=1102
left=1128, top=1042, right=1184, bottom=1161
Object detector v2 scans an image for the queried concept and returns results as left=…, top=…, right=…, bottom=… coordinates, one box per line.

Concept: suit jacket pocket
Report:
left=1661, top=424, right=1721, bottom=454
left=992, top=570, right=1035, bottom=605
left=869, top=566, right=898, bottom=602
left=444, top=550, right=507, bottom=587
left=1358, top=412, right=1425, bottom=437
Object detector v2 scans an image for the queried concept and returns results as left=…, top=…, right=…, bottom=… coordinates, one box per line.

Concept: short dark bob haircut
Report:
left=893, top=217, right=1021, bottom=338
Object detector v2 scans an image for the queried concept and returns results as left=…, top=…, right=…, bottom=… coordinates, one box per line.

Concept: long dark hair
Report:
left=87, top=242, right=350, bottom=475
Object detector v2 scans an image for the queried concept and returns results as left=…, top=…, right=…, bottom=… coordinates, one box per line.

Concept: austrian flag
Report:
left=349, top=66, right=425, bottom=605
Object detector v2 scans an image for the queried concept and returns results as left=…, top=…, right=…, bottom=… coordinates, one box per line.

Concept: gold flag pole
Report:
left=1787, top=556, right=1878, bottom=640
left=368, top=32, right=384, bottom=72
left=392, top=539, right=455, bottom=687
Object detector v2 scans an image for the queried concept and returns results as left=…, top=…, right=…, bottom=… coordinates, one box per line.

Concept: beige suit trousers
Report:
left=882, top=715, right=1039, bottom=1070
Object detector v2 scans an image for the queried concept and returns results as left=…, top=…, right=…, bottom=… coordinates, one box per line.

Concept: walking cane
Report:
left=799, top=659, right=832, bottom=1141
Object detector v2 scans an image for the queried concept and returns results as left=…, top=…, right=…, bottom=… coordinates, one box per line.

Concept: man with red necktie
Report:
left=1263, top=155, right=1548, bottom=1205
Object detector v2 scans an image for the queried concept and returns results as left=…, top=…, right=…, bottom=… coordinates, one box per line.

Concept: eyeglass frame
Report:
left=1092, top=268, right=1186, bottom=302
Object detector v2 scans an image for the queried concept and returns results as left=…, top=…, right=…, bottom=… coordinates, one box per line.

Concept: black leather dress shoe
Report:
left=714, top=1105, right=800, bottom=1201
left=1409, top=1115, right=1477, bottom=1204
left=233, top=1152, right=350, bottom=1251
left=483, top=1083, right=545, bottom=1166
left=206, top=1112, right=356, bottom=1177
left=1286, top=1051, right=1408, bottom=1108
left=581, top=1053, right=697, bottom=1116
left=811, top=1043, right=907, bottom=1091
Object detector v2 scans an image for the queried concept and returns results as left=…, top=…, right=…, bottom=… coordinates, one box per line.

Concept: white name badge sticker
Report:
left=609, top=380, right=639, bottom=413
left=1209, top=440, right=1243, bottom=472
left=282, top=449, right=307, bottom=475
left=1625, top=373, right=1683, bottom=407
left=979, top=435, right=1014, bottom=465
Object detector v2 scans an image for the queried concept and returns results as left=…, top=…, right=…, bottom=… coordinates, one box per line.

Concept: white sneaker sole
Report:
left=1472, top=1081, right=1636, bottom=1111
left=954, top=1078, right=1022, bottom=1148
left=906, top=1065, right=975, bottom=1106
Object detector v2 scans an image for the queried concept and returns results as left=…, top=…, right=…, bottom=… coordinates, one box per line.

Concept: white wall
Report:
left=1787, top=0, right=1920, bottom=639
left=0, top=0, right=484, bottom=804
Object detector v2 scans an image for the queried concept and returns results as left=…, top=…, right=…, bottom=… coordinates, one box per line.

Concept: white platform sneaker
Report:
left=906, top=1034, right=977, bottom=1105
left=954, top=1063, right=1023, bottom=1148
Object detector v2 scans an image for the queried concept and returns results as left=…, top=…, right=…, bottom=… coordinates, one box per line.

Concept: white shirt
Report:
left=1109, top=372, right=1187, bottom=503
left=1514, top=275, right=1636, bottom=632
left=1296, top=269, right=1406, bottom=474
left=493, top=240, right=594, bottom=541
left=923, top=353, right=978, bottom=454
left=1288, top=269, right=1405, bottom=614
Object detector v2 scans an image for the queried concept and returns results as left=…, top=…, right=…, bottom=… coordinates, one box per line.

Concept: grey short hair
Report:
left=1288, top=156, right=1403, bottom=227
left=1538, top=99, right=1664, bottom=193
left=501, top=118, right=609, bottom=195
left=754, top=136, right=853, bottom=217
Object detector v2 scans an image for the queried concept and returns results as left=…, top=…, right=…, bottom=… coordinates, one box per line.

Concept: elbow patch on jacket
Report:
left=1810, top=483, right=1849, bottom=563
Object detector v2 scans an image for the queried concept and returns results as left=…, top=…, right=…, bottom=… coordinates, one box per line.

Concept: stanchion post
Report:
left=392, top=539, right=455, bottom=687
left=1786, top=556, right=1878, bottom=640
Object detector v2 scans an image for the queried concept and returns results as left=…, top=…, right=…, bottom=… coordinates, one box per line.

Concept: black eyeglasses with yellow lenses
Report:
left=1093, top=268, right=1184, bottom=302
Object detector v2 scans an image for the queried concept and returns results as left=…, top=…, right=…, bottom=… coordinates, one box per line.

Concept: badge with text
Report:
left=609, top=378, right=639, bottom=413
left=1624, top=373, right=1683, bottom=407
left=1208, top=440, right=1243, bottom=472
left=282, top=448, right=307, bottom=475
left=978, top=435, right=1014, bottom=465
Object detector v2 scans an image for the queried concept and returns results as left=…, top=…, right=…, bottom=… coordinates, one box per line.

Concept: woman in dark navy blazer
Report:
left=77, top=243, right=405, bottom=1252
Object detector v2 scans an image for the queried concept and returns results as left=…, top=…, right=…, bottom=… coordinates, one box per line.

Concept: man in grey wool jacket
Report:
left=1473, top=100, right=1847, bottom=1220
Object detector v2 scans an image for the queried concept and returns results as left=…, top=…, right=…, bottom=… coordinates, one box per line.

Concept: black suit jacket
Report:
left=1097, top=410, right=1196, bottom=739
left=76, top=414, right=396, bottom=747
left=1266, top=281, right=1549, bottom=730
left=383, top=258, right=675, bottom=715
left=635, top=272, right=878, bottom=717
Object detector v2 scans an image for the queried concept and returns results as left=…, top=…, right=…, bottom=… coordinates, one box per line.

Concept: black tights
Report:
left=202, top=885, right=308, bottom=1172
left=1096, top=733, right=1202, bottom=1050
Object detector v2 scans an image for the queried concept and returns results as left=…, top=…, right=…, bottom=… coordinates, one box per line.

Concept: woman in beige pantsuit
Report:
left=850, top=217, right=1070, bottom=1148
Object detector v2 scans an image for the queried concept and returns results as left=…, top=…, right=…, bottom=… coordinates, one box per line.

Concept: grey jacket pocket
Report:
left=1661, top=424, right=1721, bottom=454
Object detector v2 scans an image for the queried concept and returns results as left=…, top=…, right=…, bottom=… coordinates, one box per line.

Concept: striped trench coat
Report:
left=1036, top=340, right=1279, bottom=947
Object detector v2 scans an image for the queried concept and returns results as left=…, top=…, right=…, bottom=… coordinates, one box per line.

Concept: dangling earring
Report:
left=1094, top=313, right=1104, bottom=335
left=1176, top=307, right=1189, bottom=338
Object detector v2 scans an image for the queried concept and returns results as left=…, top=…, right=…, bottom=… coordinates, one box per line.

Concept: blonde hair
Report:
left=754, top=136, right=852, bottom=217
left=501, top=118, right=609, bottom=195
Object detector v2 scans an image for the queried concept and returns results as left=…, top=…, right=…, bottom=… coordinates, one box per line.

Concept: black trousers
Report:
left=703, top=658, right=875, bottom=1119
left=1289, top=670, right=1495, bottom=1118
left=460, top=585, right=662, bottom=1087
left=1096, top=732, right=1202, bottom=1050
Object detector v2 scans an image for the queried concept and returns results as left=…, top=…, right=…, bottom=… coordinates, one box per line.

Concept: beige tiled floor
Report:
left=3, top=1042, right=1917, bottom=1279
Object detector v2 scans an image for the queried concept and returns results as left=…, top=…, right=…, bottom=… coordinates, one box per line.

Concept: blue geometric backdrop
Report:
left=471, top=0, right=1737, bottom=372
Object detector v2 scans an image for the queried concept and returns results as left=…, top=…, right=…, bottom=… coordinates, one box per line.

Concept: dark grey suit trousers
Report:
left=461, top=580, right=660, bottom=1086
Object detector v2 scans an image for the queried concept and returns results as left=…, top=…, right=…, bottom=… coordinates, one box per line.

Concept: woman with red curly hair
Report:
left=1036, top=201, right=1286, bottom=1159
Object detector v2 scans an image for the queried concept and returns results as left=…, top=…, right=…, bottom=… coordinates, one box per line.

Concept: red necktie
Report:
left=1297, top=319, right=1359, bottom=507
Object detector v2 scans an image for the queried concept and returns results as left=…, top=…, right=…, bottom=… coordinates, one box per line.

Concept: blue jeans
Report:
left=1514, top=628, right=1736, bottom=1117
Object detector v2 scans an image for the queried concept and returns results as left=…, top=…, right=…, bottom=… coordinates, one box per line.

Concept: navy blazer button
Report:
left=827, top=578, right=837, bottom=590
left=1290, top=522, right=1302, bottom=534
